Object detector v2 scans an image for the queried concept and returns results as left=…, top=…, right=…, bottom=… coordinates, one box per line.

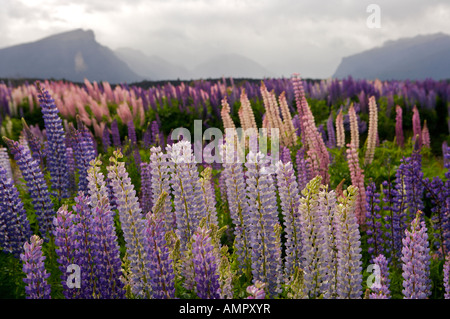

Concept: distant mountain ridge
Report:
left=0, top=29, right=142, bottom=83
left=333, top=33, right=450, bottom=80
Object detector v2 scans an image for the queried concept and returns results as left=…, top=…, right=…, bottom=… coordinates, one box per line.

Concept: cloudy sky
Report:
left=0, top=0, right=449, bottom=78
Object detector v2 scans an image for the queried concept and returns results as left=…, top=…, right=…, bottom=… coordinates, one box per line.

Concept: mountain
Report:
left=0, top=29, right=142, bottom=83
left=114, top=47, right=190, bottom=81
left=333, top=33, right=450, bottom=80
left=191, top=53, right=274, bottom=79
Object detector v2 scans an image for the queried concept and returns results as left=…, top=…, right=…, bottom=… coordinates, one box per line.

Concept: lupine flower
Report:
left=3, top=137, right=54, bottom=239
left=444, top=254, right=450, bottom=299
left=127, top=120, right=137, bottom=146
left=401, top=211, right=431, bottom=299
left=36, top=82, right=69, bottom=198
left=421, top=120, right=431, bottom=148
left=111, top=119, right=121, bottom=147
left=365, top=181, right=384, bottom=262
left=0, top=147, right=13, bottom=181
left=336, top=109, right=345, bottom=148
left=66, top=147, right=76, bottom=194
left=346, top=143, right=366, bottom=225
left=412, top=105, right=422, bottom=148
left=275, top=160, right=302, bottom=282
left=245, top=151, right=282, bottom=297
left=395, top=105, right=404, bottom=147
left=327, top=111, right=336, bottom=148
left=335, top=185, right=363, bottom=299
left=87, top=159, right=125, bottom=299
left=167, top=140, right=206, bottom=252
left=221, top=141, right=252, bottom=277
left=102, top=127, right=111, bottom=152
left=20, top=235, right=51, bottom=299
left=298, top=176, right=332, bottom=298
left=0, top=166, right=32, bottom=257
left=149, top=146, right=174, bottom=229
left=281, top=146, right=291, bottom=164
left=21, top=118, right=44, bottom=168
left=192, top=226, right=221, bottom=299
left=349, top=104, right=359, bottom=149
left=53, top=205, right=79, bottom=299
left=400, top=152, right=424, bottom=222
left=295, top=147, right=310, bottom=191
left=140, top=162, right=153, bottom=215
left=369, top=254, right=391, bottom=299
left=199, top=167, right=219, bottom=229
left=145, top=194, right=175, bottom=299
left=107, top=150, right=151, bottom=298
left=364, top=96, right=378, bottom=165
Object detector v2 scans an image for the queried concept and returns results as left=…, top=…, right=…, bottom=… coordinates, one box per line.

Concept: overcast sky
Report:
left=1, top=0, right=449, bottom=78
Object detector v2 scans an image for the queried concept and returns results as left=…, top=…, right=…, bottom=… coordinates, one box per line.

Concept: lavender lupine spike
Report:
left=221, top=140, right=252, bottom=277
left=53, top=205, right=79, bottom=299
left=200, top=167, right=219, bottom=229
left=149, top=146, right=174, bottom=229
left=401, top=211, right=431, bottom=299
left=144, top=193, right=175, bottom=299
left=72, top=193, right=100, bottom=298
left=87, top=159, right=125, bottom=299
left=3, top=137, right=54, bottom=239
left=111, top=119, right=121, bottom=147
left=20, top=235, right=51, bottom=299
left=369, top=254, right=391, bottom=299
left=0, top=166, right=32, bottom=257
left=66, top=147, right=76, bottom=193
left=365, top=181, right=385, bottom=262
left=0, top=147, right=13, bottom=181
left=102, top=127, right=111, bottom=152
left=192, top=227, right=221, bottom=299
left=140, top=162, right=152, bottom=215
left=107, top=150, right=151, bottom=298
left=335, top=185, right=363, bottom=299
left=275, top=160, right=302, bottom=282
left=245, top=151, right=282, bottom=297
left=68, top=121, right=96, bottom=194
left=401, top=152, right=425, bottom=222
left=327, top=111, right=336, bottom=148
left=295, top=147, right=310, bottom=192
left=36, top=82, right=69, bottom=198
left=127, top=120, right=137, bottom=146
left=444, top=255, right=450, bottom=299
left=298, top=176, right=332, bottom=298
left=395, top=105, right=404, bottom=147
left=280, top=146, right=291, bottom=164
left=167, top=140, right=207, bottom=252
left=21, top=118, right=44, bottom=168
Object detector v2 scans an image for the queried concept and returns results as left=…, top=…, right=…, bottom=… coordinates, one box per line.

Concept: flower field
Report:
left=0, top=74, right=449, bottom=299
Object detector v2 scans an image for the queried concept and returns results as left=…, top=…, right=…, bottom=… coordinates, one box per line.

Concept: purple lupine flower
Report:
left=87, top=159, right=125, bottom=299
left=295, top=147, right=310, bottom=191
left=327, top=111, right=336, bottom=148
left=107, top=150, right=151, bottom=298
left=200, top=167, right=219, bottom=229
left=365, top=182, right=385, bottom=262
left=167, top=141, right=206, bottom=252
left=72, top=193, right=100, bottom=298
left=192, top=227, right=221, bottom=299
left=335, top=185, right=363, bottom=299
left=68, top=121, right=96, bottom=194
left=36, top=83, right=69, bottom=198
left=151, top=120, right=162, bottom=146
left=22, top=118, right=44, bottom=169
left=245, top=151, right=282, bottom=297
left=145, top=210, right=175, bottom=299
left=401, top=212, right=431, bottom=299
left=280, top=146, right=291, bottom=164
left=444, top=255, right=450, bottom=299
left=299, top=176, right=335, bottom=298
left=412, top=106, right=422, bottom=148
left=292, top=114, right=301, bottom=137
left=102, top=127, right=111, bottom=152
left=127, top=120, right=137, bottom=146
left=395, top=105, right=404, bottom=147
left=53, top=206, right=79, bottom=299
left=400, top=152, right=425, bottom=222
left=111, top=119, right=121, bottom=147
left=140, top=162, right=153, bottom=215
left=275, top=160, right=302, bottom=282
left=246, top=281, right=266, bottom=299
left=221, top=141, right=252, bottom=278
left=20, top=235, right=51, bottom=299
left=149, top=146, right=174, bottom=229
left=66, top=147, right=76, bottom=194
left=0, top=166, right=32, bottom=258
left=3, top=137, right=54, bottom=239
left=369, top=254, right=391, bottom=299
